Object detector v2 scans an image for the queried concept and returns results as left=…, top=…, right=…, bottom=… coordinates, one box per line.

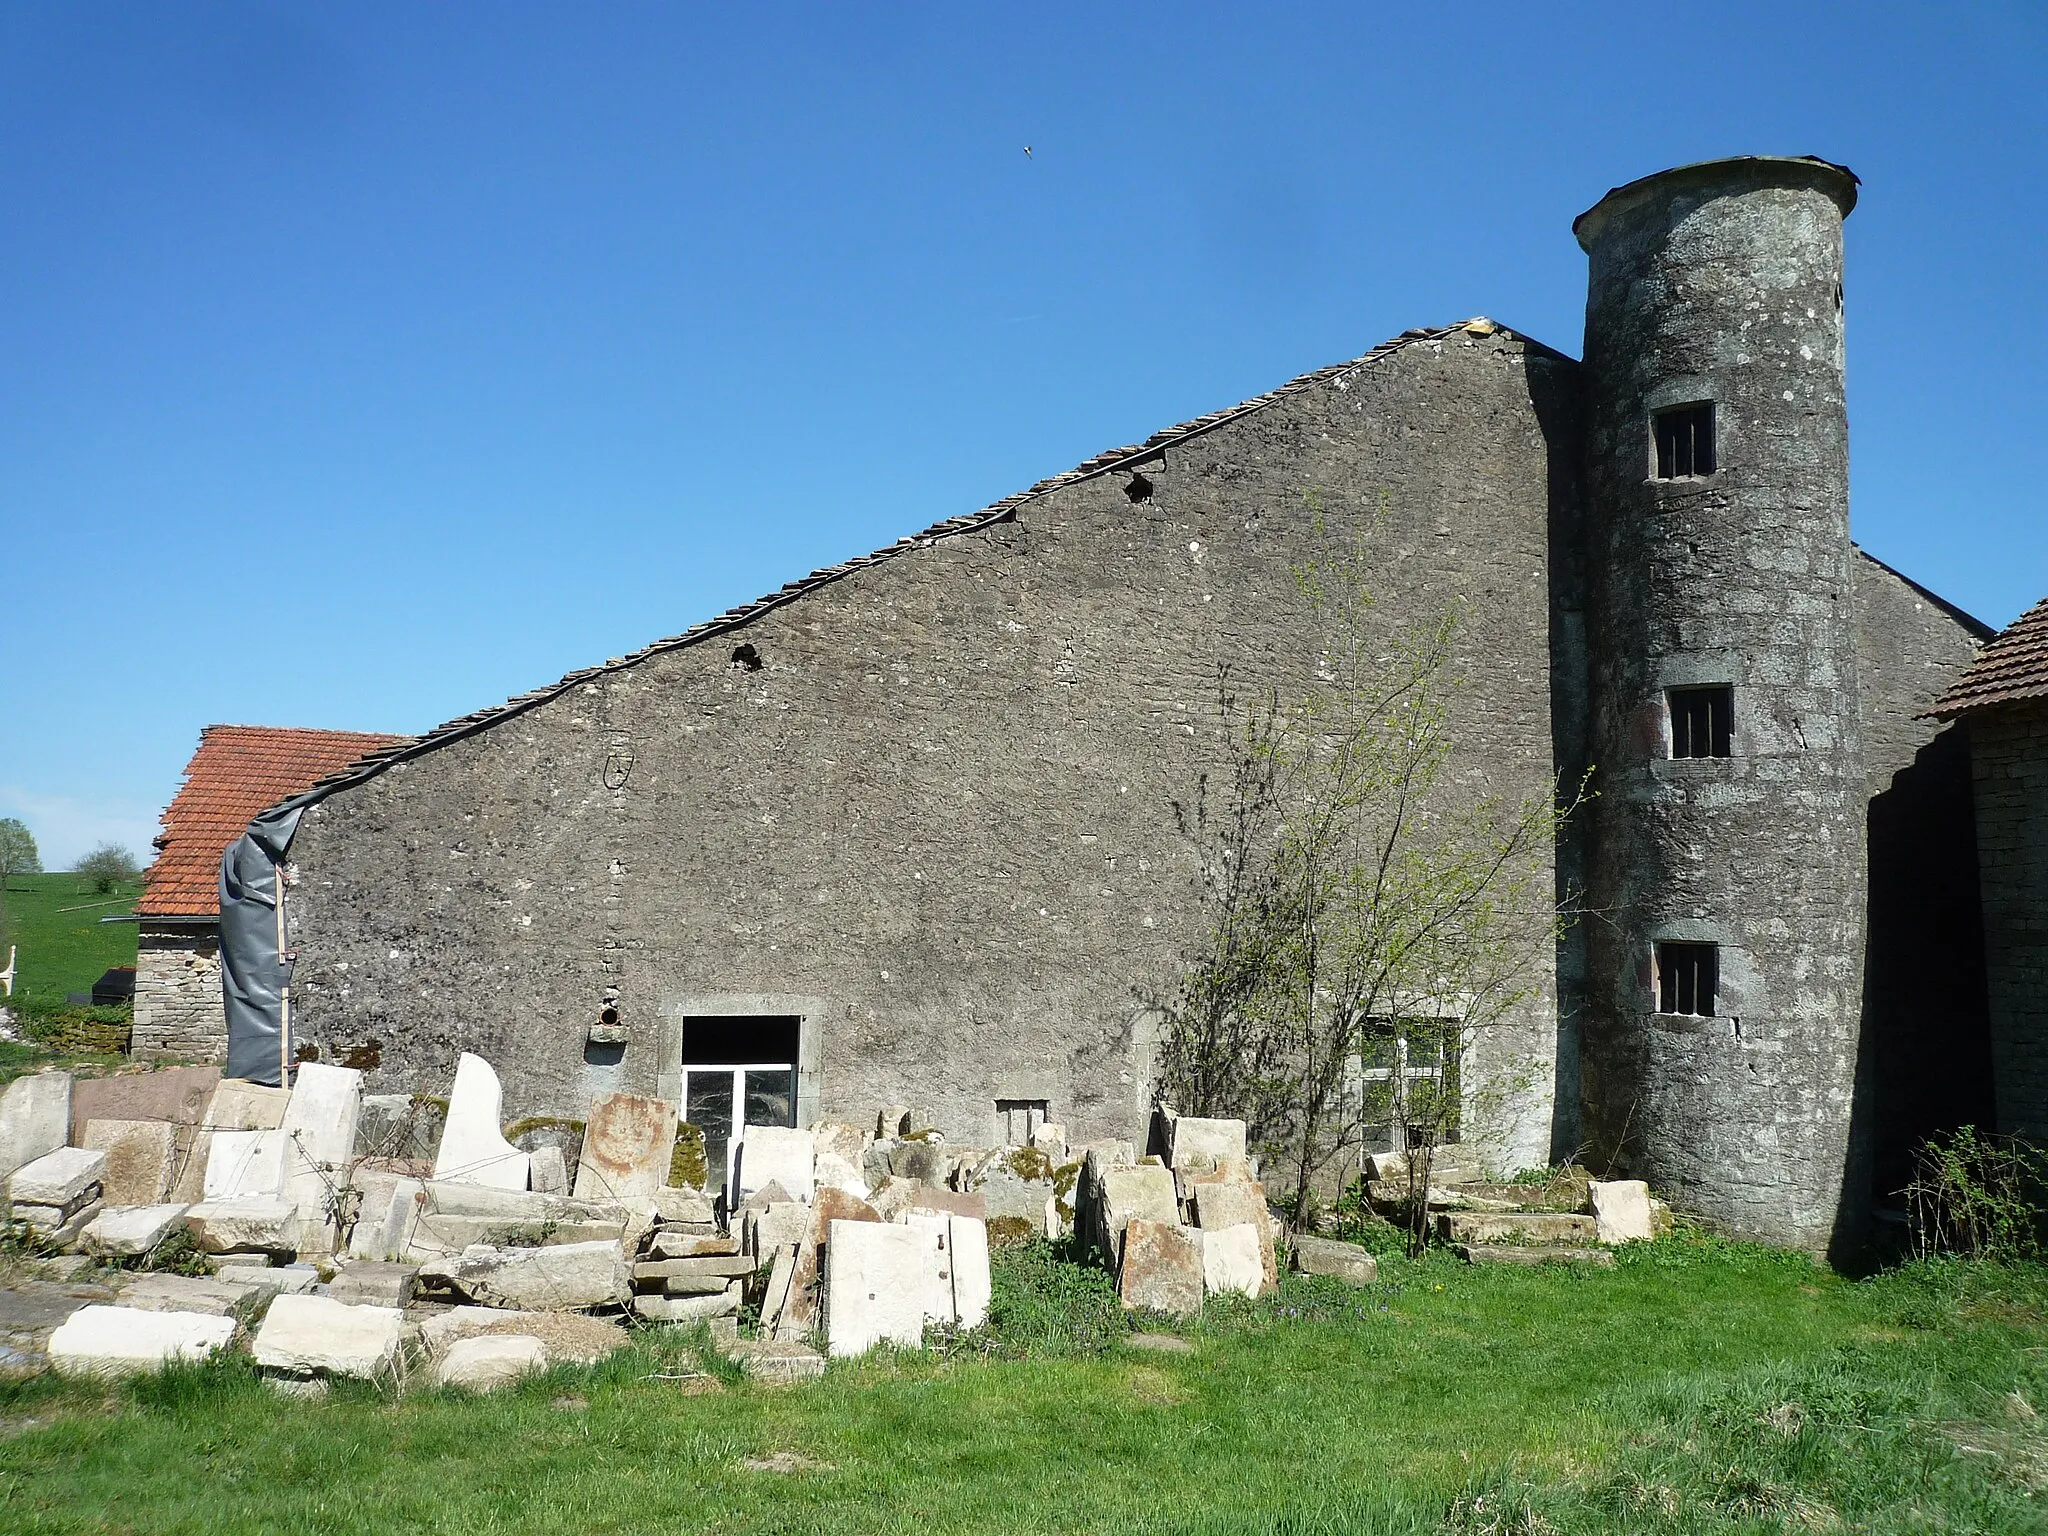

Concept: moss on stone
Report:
left=1005, top=1145, right=1055, bottom=1182
left=670, top=1123, right=709, bottom=1190
left=502, top=1115, right=583, bottom=1141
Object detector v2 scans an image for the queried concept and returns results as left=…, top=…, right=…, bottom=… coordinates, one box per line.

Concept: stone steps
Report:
left=1437, top=1211, right=1597, bottom=1247
left=1458, top=1243, right=1616, bottom=1268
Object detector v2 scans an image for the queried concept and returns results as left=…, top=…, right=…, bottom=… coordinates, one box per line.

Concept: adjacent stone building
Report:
left=132, top=725, right=409, bottom=1061
left=189, top=156, right=2023, bottom=1253
left=1933, top=599, right=2048, bottom=1141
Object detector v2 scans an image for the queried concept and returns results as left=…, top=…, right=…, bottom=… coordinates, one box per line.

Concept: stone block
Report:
left=16, top=1197, right=100, bottom=1239
left=328, top=1261, right=419, bottom=1307
left=1588, top=1179, right=1654, bottom=1244
left=746, top=1200, right=811, bottom=1259
left=279, top=1062, right=364, bottom=1250
left=232, top=1264, right=322, bottom=1297
left=1088, top=1163, right=1179, bottom=1263
left=727, top=1337, right=826, bottom=1384
left=865, top=1176, right=920, bottom=1222
left=813, top=1150, right=868, bottom=1198
left=1030, top=1122, right=1067, bottom=1160
left=647, top=1229, right=740, bottom=1260
left=652, top=1185, right=715, bottom=1224
left=418, top=1239, right=630, bottom=1311
left=633, top=1286, right=739, bottom=1322
left=634, top=1254, right=755, bottom=1281
left=1436, top=1211, right=1596, bottom=1247
left=71, top=1066, right=220, bottom=1145
left=114, top=1272, right=259, bottom=1316
left=349, top=1176, right=425, bottom=1261
left=1289, top=1235, right=1379, bottom=1284
left=356, top=1094, right=438, bottom=1162
left=825, top=1219, right=927, bottom=1357
left=735, top=1126, right=816, bottom=1203
left=432, top=1054, right=530, bottom=1191
left=1166, top=1117, right=1247, bottom=1170
left=572, top=1091, right=678, bottom=1202
left=978, top=1167, right=1055, bottom=1222
left=253, top=1293, right=404, bottom=1379
left=1073, top=1139, right=1136, bottom=1169
left=1117, top=1219, right=1203, bottom=1316
left=49, top=1305, right=237, bottom=1376
left=1458, top=1244, right=1615, bottom=1268
left=757, top=1245, right=799, bottom=1333
left=203, top=1129, right=285, bottom=1199
left=0, top=1071, right=71, bottom=1180
left=862, top=1141, right=897, bottom=1188
left=10, top=1146, right=105, bottom=1206
left=203, top=1079, right=291, bottom=1131
left=949, top=1215, right=991, bottom=1330
left=81, top=1203, right=190, bottom=1257
left=184, top=1197, right=302, bottom=1255
left=886, top=1139, right=947, bottom=1185
left=907, top=1187, right=987, bottom=1221
left=811, top=1122, right=869, bottom=1167
left=1189, top=1176, right=1278, bottom=1290
left=899, top=1212, right=956, bottom=1325
left=1200, top=1223, right=1265, bottom=1298
left=435, top=1333, right=548, bottom=1390
left=876, top=1106, right=911, bottom=1138
left=82, top=1119, right=178, bottom=1206
left=528, top=1145, right=568, bottom=1195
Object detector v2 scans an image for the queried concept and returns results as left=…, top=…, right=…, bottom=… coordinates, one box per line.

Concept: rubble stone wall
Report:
left=131, top=926, right=227, bottom=1062
left=1971, top=701, right=2048, bottom=1140
left=282, top=329, right=1580, bottom=1168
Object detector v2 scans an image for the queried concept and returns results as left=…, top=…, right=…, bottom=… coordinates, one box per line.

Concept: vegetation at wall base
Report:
left=3, top=1234, right=2045, bottom=1532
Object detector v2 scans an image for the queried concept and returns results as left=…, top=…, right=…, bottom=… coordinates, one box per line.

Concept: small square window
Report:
left=1668, top=685, right=1733, bottom=758
left=1657, top=942, right=1718, bottom=1017
left=1653, top=403, right=1716, bottom=479
left=996, top=1099, right=1049, bottom=1147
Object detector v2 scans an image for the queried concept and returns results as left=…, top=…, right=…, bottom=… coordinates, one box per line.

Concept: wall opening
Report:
left=996, top=1099, right=1050, bottom=1146
left=1668, top=685, right=1734, bottom=758
left=1653, top=403, right=1716, bottom=479
left=1657, top=942, right=1719, bottom=1017
left=1122, top=471, right=1153, bottom=503
left=681, top=1015, right=801, bottom=1197
left=730, top=643, right=762, bottom=671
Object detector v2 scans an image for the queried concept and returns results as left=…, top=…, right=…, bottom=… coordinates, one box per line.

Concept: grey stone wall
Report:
left=1971, top=701, right=2048, bottom=1139
left=131, top=926, right=227, bottom=1063
left=1576, top=158, right=1867, bottom=1252
left=283, top=328, right=1579, bottom=1170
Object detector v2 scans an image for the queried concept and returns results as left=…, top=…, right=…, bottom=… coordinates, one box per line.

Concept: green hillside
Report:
left=0, top=871, right=142, bottom=1008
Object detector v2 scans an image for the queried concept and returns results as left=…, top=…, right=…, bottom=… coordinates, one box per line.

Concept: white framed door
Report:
left=683, top=1061, right=797, bottom=1196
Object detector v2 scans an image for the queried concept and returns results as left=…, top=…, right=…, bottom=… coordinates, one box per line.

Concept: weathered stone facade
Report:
left=131, top=926, right=226, bottom=1063
left=1970, top=702, right=2048, bottom=1139
left=195, top=156, right=2000, bottom=1250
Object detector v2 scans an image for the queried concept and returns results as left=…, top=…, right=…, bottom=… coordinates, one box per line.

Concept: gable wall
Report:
left=283, top=330, right=1580, bottom=1166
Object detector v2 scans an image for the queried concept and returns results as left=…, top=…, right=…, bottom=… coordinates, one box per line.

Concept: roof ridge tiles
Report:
left=266, top=320, right=1551, bottom=818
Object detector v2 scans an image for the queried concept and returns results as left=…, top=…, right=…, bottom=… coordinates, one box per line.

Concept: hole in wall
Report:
left=584, top=1039, right=626, bottom=1067
left=731, top=643, right=763, bottom=671
left=295, top=1042, right=320, bottom=1064
left=1122, top=471, right=1153, bottom=504
left=340, top=1040, right=383, bottom=1072
left=599, top=1006, right=620, bottom=1028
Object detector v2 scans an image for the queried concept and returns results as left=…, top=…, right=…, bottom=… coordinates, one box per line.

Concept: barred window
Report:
left=1657, top=943, right=1719, bottom=1017
left=1654, top=403, right=1716, bottom=479
left=1669, top=685, right=1734, bottom=758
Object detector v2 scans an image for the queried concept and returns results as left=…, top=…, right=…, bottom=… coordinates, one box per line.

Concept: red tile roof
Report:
left=138, top=726, right=411, bottom=918
left=1931, top=596, right=2048, bottom=719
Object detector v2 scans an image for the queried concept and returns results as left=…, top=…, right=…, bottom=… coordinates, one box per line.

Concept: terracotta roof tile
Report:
left=1931, top=595, right=2048, bottom=718
left=138, top=726, right=411, bottom=918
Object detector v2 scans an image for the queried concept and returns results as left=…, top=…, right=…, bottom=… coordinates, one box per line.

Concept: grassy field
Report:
left=0, top=872, right=142, bottom=1009
left=2, top=1237, right=2043, bottom=1534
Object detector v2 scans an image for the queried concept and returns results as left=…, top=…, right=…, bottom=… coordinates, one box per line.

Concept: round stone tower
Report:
left=1575, top=157, right=1865, bottom=1252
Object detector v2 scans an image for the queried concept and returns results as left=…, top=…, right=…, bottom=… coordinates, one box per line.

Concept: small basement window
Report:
left=996, top=1099, right=1050, bottom=1146
left=1657, top=942, right=1719, bottom=1017
left=1669, top=685, right=1734, bottom=758
left=1653, top=403, right=1716, bottom=479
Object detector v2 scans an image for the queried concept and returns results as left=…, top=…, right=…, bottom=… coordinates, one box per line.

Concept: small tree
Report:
left=1156, top=500, right=1585, bottom=1254
left=0, top=818, right=40, bottom=882
left=76, top=842, right=140, bottom=895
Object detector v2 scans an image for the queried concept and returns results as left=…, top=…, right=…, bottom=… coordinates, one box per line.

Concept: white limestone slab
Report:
left=1167, top=1117, right=1247, bottom=1169
left=826, top=1218, right=928, bottom=1357
left=735, top=1126, right=815, bottom=1203
left=899, top=1211, right=955, bottom=1325
left=253, top=1293, right=404, bottom=1379
left=528, top=1145, right=568, bottom=1195
left=203, top=1079, right=292, bottom=1131
left=82, top=1119, right=178, bottom=1206
left=435, top=1333, right=548, bottom=1390
left=949, top=1215, right=991, bottom=1331
left=1589, top=1179, right=1654, bottom=1244
left=432, top=1054, right=530, bottom=1191
left=279, top=1063, right=364, bottom=1249
left=184, top=1196, right=301, bottom=1254
left=9, top=1146, right=106, bottom=1206
left=82, top=1204, right=191, bottom=1256
left=49, top=1305, right=237, bottom=1376
left=1201, top=1222, right=1265, bottom=1298
left=0, top=1071, right=71, bottom=1180
left=204, top=1129, right=286, bottom=1199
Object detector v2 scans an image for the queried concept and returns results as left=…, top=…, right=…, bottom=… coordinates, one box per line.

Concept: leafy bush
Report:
left=1904, top=1125, right=2048, bottom=1261
left=75, top=842, right=140, bottom=894
left=10, top=996, right=131, bottom=1055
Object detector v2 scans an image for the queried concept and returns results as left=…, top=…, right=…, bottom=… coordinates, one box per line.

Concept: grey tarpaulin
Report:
left=220, top=801, right=305, bottom=1085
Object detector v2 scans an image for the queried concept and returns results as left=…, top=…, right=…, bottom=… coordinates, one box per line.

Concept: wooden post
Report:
left=275, top=860, right=291, bottom=1088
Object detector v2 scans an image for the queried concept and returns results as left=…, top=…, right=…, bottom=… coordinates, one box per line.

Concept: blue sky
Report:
left=2, top=4, right=2043, bottom=869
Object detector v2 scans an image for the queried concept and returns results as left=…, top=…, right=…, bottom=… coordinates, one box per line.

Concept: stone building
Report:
left=1932, top=599, right=2048, bottom=1141
left=131, top=725, right=408, bottom=1060
left=207, top=156, right=2019, bottom=1253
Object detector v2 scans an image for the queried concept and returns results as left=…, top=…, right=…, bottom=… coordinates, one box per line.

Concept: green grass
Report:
left=3, top=1238, right=2045, bottom=1533
left=0, top=871, right=142, bottom=1009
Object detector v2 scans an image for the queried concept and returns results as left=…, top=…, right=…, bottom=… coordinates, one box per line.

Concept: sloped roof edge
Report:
left=1929, top=593, right=2048, bottom=719
left=266, top=318, right=1570, bottom=824
left=1853, top=546, right=1996, bottom=642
